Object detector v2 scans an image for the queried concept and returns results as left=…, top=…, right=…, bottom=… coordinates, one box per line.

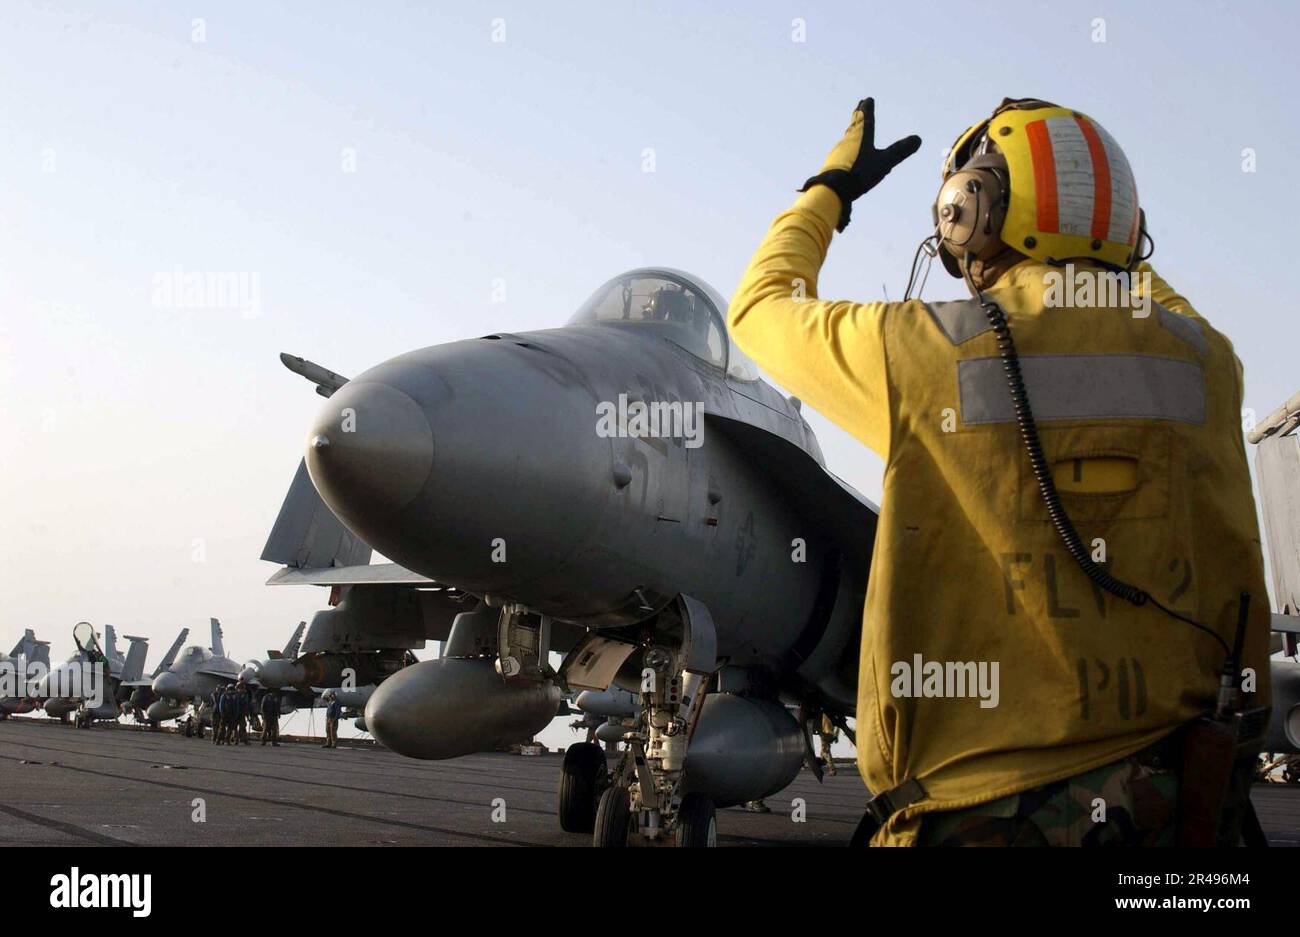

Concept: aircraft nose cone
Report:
left=305, top=381, right=434, bottom=520
left=152, top=672, right=182, bottom=699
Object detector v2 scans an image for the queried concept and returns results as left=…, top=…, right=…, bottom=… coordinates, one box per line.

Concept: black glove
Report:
left=800, top=97, right=922, bottom=231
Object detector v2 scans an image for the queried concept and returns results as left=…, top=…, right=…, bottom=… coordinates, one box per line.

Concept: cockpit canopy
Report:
left=567, top=268, right=760, bottom=382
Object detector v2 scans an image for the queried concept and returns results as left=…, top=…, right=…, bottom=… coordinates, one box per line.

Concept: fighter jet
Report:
left=71, top=625, right=152, bottom=728
left=0, top=630, right=51, bottom=718
left=276, top=268, right=874, bottom=846
left=147, top=618, right=243, bottom=723
left=35, top=624, right=144, bottom=725
left=119, top=627, right=189, bottom=724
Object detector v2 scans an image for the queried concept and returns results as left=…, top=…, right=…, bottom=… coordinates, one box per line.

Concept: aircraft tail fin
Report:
left=261, top=460, right=372, bottom=571
left=9, top=629, right=36, bottom=659
left=210, top=618, right=225, bottom=658
left=120, top=636, right=150, bottom=682
left=29, top=638, right=51, bottom=670
left=153, top=628, right=190, bottom=677
left=283, top=621, right=305, bottom=660
left=8, top=630, right=50, bottom=669
left=103, top=626, right=120, bottom=663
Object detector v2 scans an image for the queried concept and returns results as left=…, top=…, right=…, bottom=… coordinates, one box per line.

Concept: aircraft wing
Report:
left=265, top=563, right=438, bottom=587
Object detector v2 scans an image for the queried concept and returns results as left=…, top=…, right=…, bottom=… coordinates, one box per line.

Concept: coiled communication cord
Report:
left=961, top=254, right=1230, bottom=657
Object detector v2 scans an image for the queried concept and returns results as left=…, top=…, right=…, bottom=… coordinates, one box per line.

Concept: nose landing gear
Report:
left=559, top=594, right=719, bottom=847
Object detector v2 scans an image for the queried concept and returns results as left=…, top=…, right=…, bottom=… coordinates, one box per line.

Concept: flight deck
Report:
left=0, top=719, right=871, bottom=846
left=3, top=718, right=1298, bottom=847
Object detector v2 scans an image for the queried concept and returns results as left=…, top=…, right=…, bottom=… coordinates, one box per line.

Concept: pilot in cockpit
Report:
left=644, top=286, right=706, bottom=336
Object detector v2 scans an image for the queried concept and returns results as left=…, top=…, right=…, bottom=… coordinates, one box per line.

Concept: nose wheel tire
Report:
left=675, top=792, right=717, bottom=847
left=558, top=742, right=608, bottom=833
left=593, top=786, right=633, bottom=847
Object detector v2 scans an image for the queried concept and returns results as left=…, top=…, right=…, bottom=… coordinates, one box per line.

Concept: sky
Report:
left=2, top=1, right=1297, bottom=748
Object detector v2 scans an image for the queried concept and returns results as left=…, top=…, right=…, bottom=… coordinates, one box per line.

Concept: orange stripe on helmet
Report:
left=1025, top=119, right=1059, bottom=235
left=1075, top=117, right=1112, bottom=243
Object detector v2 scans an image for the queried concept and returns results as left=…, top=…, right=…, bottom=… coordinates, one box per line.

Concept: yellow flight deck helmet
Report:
left=933, top=98, right=1145, bottom=278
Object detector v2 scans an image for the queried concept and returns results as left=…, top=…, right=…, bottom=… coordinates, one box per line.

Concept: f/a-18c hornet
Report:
left=147, top=618, right=243, bottom=724
left=35, top=624, right=147, bottom=725
left=270, top=268, right=872, bottom=846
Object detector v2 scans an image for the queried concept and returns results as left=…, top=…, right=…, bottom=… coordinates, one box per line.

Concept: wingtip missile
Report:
left=280, top=353, right=349, bottom=398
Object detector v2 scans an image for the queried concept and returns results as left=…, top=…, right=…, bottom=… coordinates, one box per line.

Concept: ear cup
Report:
left=934, top=167, right=1007, bottom=268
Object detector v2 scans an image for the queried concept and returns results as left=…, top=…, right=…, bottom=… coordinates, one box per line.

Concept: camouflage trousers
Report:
left=918, top=746, right=1179, bottom=846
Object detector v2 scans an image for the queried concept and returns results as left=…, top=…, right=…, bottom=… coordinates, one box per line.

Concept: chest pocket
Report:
left=1052, top=455, right=1138, bottom=493
left=1017, top=425, right=1175, bottom=524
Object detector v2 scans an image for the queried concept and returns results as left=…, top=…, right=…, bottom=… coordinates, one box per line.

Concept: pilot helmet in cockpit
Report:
left=644, top=286, right=702, bottom=331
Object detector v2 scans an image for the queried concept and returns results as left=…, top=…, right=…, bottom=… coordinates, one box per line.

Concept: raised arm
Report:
left=1137, top=260, right=1201, bottom=320
left=726, top=98, right=921, bottom=460
left=728, top=186, right=893, bottom=457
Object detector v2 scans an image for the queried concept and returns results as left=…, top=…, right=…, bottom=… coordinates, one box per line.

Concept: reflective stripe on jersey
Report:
left=958, top=354, right=1206, bottom=425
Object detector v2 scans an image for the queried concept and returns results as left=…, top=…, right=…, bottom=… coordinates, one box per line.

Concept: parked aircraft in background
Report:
left=120, top=627, right=189, bottom=724
left=0, top=629, right=51, bottom=718
left=147, top=619, right=243, bottom=723
left=35, top=624, right=140, bottom=724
